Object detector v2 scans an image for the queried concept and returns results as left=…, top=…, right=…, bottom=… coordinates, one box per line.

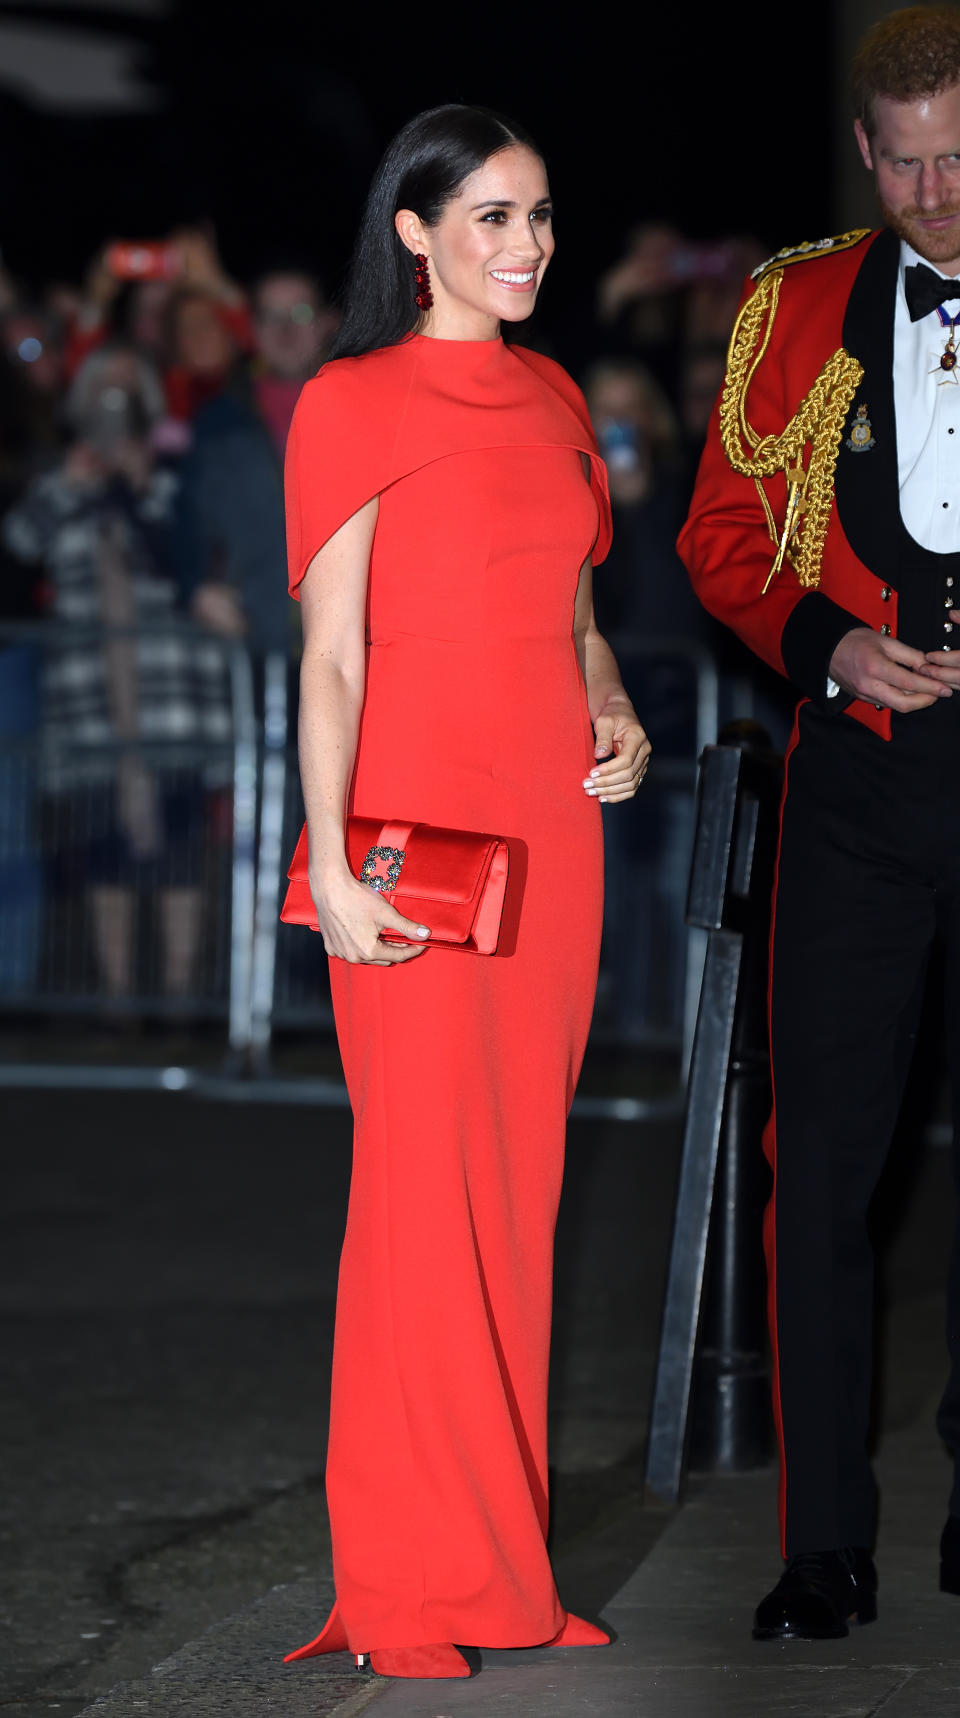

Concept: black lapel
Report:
left=834, top=227, right=901, bottom=580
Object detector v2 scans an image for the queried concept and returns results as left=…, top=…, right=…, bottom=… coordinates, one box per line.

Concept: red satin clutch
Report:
left=281, top=817, right=510, bottom=955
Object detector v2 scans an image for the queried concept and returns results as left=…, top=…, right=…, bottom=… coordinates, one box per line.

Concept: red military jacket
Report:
left=678, top=226, right=908, bottom=741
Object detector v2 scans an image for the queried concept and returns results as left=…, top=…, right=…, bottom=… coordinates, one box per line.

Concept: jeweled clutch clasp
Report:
left=359, top=845, right=405, bottom=893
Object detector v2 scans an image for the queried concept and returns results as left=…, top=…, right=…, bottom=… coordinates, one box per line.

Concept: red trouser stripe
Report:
left=764, top=704, right=802, bottom=1559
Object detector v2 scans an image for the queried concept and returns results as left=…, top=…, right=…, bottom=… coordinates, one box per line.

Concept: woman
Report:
left=285, top=105, right=650, bottom=1682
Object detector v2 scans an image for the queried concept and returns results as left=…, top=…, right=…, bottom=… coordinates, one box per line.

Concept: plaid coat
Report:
left=3, top=465, right=233, bottom=789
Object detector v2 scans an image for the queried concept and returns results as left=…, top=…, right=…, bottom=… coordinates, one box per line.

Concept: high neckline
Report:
left=410, top=331, right=504, bottom=349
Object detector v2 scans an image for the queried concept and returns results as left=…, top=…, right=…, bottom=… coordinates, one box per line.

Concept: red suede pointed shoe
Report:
left=368, top=1644, right=471, bottom=1678
left=544, top=1612, right=611, bottom=1647
left=283, top=1603, right=348, bottom=1662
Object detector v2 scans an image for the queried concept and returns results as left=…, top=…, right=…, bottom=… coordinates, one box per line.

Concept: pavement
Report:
left=349, top=1414, right=960, bottom=1718
left=3, top=1058, right=958, bottom=1718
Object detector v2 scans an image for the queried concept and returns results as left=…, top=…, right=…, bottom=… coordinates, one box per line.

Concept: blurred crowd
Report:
left=0, top=220, right=772, bottom=648
left=0, top=226, right=338, bottom=1010
left=0, top=226, right=337, bottom=645
left=0, top=217, right=786, bottom=1033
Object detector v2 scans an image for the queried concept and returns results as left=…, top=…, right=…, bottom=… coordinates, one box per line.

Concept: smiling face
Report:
left=856, top=82, right=960, bottom=271
left=395, top=143, right=554, bottom=340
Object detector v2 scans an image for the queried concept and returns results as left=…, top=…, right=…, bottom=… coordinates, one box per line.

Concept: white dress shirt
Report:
left=895, top=241, right=960, bottom=552
left=826, top=239, right=960, bottom=696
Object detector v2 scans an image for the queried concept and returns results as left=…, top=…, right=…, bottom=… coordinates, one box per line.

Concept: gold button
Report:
left=947, top=597, right=954, bottom=607
left=880, top=586, right=891, bottom=601
left=880, top=623, right=891, bottom=635
left=944, top=644, right=952, bottom=652
left=947, top=623, right=954, bottom=633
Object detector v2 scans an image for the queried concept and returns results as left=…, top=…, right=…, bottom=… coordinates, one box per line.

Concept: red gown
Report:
left=285, top=332, right=612, bottom=1652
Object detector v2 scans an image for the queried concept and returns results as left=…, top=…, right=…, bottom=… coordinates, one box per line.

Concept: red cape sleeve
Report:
left=284, top=361, right=393, bottom=598
left=546, top=362, right=613, bottom=565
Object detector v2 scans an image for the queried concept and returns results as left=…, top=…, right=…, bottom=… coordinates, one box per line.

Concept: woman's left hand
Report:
left=583, top=709, right=651, bottom=803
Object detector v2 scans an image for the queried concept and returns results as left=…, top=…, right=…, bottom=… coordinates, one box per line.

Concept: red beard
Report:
left=881, top=196, right=960, bottom=265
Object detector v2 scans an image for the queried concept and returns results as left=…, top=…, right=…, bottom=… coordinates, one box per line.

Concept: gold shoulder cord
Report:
left=718, top=245, right=866, bottom=593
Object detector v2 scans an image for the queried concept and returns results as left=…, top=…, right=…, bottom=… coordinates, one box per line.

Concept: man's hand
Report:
left=191, top=582, right=247, bottom=638
left=829, top=626, right=949, bottom=711
left=170, top=228, right=243, bottom=306
left=81, top=243, right=123, bottom=316
left=921, top=612, right=960, bottom=688
left=103, top=437, right=152, bottom=491
left=63, top=443, right=105, bottom=489
left=596, top=225, right=683, bottom=320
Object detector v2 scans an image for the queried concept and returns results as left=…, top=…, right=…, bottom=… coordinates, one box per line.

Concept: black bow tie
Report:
left=905, top=261, right=960, bottom=321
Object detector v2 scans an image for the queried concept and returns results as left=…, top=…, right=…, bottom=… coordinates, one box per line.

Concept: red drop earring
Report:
left=414, top=254, right=433, bottom=311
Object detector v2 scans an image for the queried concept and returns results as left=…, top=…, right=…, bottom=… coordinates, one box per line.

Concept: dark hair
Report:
left=329, top=104, right=542, bottom=361
left=853, top=4, right=960, bottom=135
left=251, top=261, right=326, bottom=305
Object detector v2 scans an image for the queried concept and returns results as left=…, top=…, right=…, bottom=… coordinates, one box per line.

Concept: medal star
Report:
left=930, top=317, right=960, bottom=385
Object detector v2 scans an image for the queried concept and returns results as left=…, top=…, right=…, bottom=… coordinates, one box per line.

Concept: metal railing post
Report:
left=249, top=652, right=289, bottom=1070
left=226, top=643, right=258, bottom=1064
left=0, top=619, right=750, bottom=1109
left=645, top=729, right=782, bottom=1503
left=682, top=648, right=719, bottom=1078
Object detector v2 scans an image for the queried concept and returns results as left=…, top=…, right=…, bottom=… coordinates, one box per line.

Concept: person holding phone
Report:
left=64, top=228, right=255, bottom=417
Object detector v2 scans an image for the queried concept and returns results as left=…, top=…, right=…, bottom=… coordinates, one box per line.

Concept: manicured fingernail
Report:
left=416, top=926, right=430, bottom=938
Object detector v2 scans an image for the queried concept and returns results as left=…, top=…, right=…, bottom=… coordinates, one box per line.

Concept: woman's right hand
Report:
left=310, top=872, right=431, bottom=966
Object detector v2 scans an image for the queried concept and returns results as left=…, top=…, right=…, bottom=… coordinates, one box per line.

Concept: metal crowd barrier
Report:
left=0, top=621, right=250, bottom=1041
left=646, top=731, right=783, bottom=1502
left=245, top=634, right=722, bottom=1070
left=0, top=622, right=729, bottom=1078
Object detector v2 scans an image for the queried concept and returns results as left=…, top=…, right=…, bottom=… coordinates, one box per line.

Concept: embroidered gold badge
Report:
left=845, top=404, right=875, bottom=452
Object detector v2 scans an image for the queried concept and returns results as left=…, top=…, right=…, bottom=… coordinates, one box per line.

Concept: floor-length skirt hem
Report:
left=292, top=1597, right=571, bottom=1656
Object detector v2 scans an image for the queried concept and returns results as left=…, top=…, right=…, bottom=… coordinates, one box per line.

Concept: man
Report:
left=176, top=268, right=337, bottom=655
left=680, top=4, right=960, bottom=1641
left=250, top=269, right=339, bottom=460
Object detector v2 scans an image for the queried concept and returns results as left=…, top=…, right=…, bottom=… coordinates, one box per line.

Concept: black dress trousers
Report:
left=770, top=677, right=960, bottom=1554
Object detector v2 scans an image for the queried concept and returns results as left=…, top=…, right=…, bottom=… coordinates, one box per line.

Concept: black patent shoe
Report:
left=940, top=1516, right=960, bottom=1594
left=752, top=1548, right=877, bottom=1640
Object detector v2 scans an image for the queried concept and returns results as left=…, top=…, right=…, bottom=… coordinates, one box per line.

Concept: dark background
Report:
left=0, top=0, right=838, bottom=314
left=6, top=10, right=960, bottom=1715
